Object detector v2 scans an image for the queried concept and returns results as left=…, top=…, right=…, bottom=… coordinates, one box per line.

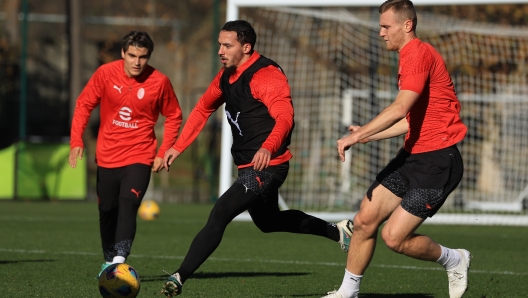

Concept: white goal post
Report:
left=223, top=0, right=528, bottom=225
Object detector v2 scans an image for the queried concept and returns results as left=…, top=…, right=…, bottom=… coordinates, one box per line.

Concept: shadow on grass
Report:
left=359, top=294, right=435, bottom=298
left=141, top=271, right=310, bottom=282
left=0, top=259, right=54, bottom=265
left=281, top=294, right=435, bottom=297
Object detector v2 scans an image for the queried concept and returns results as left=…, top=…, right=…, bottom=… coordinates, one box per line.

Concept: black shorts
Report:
left=234, top=162, right=289, bottom=196
left=376, top=145, right=463, bottom=219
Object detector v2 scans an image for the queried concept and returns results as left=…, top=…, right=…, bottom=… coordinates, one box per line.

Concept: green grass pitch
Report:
left=0, top=201, right=526, bottom=297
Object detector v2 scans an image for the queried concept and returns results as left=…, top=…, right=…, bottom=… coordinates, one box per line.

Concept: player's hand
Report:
left=152, top=157, right=165, bottom=172
left=348, top=125, right=361, bottom=133
left=337, top=134, right=360, bottom=162
left=348, top=125, right=369, bottom=144
left=69, top=147, right=83, bottom=168
left=163, top=148, right=181, bottom=171
left=252, top=148, right=271, bottom=171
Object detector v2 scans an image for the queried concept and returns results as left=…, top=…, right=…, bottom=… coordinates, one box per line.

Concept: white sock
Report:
left=436, top=245, right=461, bottom=270
left=337, top=269, right=362, bottom=298
left=112, top=256, right=126, bottom=264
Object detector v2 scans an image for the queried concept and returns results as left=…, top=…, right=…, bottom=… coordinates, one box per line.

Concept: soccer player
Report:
left=160, top=20, right=353, bottom=297
left=323, top=1, right=470, bottom=298
left=68, top=31, right=182, bottom=277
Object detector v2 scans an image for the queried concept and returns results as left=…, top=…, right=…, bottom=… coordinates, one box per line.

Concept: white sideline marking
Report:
left=234, top=212, right=528, bottom=226
left=0, top=248, right=526, bottom=276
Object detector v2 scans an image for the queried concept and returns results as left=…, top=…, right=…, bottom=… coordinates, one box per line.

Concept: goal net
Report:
left=229, top=5, right=528, bottom=225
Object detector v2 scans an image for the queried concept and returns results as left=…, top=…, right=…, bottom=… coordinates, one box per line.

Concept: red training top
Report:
left=172, top=51, right=293, bottom=168
left=398, top=38, right=467, bottom=153
left=70, top=59, right=182, bottom=168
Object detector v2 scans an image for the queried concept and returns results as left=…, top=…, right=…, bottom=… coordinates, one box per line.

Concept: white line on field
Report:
left=0, top=248, right=526, bottom=276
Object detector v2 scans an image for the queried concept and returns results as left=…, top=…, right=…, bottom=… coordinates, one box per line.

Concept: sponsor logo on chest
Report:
left=113, top=106, right=138, bottom=129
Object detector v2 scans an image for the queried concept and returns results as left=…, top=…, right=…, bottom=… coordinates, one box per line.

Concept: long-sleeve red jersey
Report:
left=70, top=59, right=182, bottom=168
left=172, top=51, right=294, bottom=168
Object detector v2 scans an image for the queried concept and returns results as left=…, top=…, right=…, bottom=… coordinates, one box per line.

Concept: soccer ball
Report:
left=138, top=199, right=160, bottom=221
left=98, top=263, right=140, bottom=298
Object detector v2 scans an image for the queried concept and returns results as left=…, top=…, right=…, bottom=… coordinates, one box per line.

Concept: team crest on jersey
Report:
left=137, top=88, right=145, bottom=100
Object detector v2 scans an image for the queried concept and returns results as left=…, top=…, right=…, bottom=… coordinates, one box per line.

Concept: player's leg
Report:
left=247, top=162, right=353, bottom=250
left=381, top=205, right=471, bottom=277
left=330, top=182, right=402, bottom=298
left=250, top=186, right=343, bottom=238
left=162, top=182, right=261, bottom=297
left=381, top=206, right=434, bottom=258
left=114, top=164, right=151, bottom=263
left=178, top=183, right=258, bottom=278
left=324, top=148, right=409, bottom=298
left=349, top=182, right=402, bottom=269
left=382, top=145, right=469, bottom=298
left=96, top=166, right=121, bottom=275
left=248, top=180, right=350, bottom=247
left=181, top=182, right=257, bottom=275
left=323, top=183, right=401, bottom=298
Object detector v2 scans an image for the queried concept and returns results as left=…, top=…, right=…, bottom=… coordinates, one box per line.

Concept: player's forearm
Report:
left=157, top=113, right=183, bottom=158
left=70, top=83, right=102, bottom=148
left=367, top=117, right=408, bottom=141
left=70, top=106, right=94, bottom=148
left=261, top=113, right=294, bottom=154
left=173, top=83, right=223, bottom=152
left=355, top=111, right=405, bottom=143
left=171, top=107, right=211, bottom=153
left=261, top=96, right=294, bottom=154
left=355, top=96, right=410, bottom=142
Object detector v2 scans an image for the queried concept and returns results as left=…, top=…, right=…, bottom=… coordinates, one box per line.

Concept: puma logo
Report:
left=256, top=176, right=264, bottom=188
left=131, top=188, right=141, bottom=198
left=225, top=111, right=243, bottom=136
left=114, top=85, right=123, bottom=94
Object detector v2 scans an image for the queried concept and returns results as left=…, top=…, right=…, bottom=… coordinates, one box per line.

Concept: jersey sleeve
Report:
left=156, top=76, right=183, bottom=158
left=70, top=68, right=104, bottom=149
left=399, top=48, right=434, bottom=95
left=172, top=71, right=225, bottom=153
left=250, top=65, right=294, bottom=154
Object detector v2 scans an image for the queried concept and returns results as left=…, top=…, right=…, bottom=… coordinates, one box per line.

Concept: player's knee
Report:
left=352, top=213, right=377, bottom=237
left=253, top=221, right=274, bottom=233
left=381, top=228, right=405, bottom=253
left=209, top=213, right=230, bottom=227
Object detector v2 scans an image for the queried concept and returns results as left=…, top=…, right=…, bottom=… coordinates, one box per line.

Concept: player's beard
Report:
left=224, top=65, right=236, bottom=76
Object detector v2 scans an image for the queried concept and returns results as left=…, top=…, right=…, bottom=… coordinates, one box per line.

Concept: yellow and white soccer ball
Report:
left=98, top=263, right=140, bottom=298
left=138, top=200, right=160, bottom=221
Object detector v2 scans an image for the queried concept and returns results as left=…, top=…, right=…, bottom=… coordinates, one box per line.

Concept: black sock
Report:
left=327, top=222, right=340, bottom=242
